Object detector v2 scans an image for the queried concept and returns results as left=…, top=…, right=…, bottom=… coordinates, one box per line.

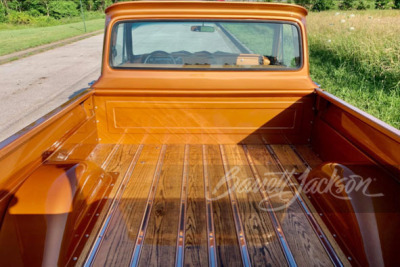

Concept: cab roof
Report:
left=105, top=1, right=308, bottom=21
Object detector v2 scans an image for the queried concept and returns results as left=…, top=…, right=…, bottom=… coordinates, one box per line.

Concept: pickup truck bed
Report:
left=1, top=2, right=399, bottom=266
left=47, top=141, right=342, bottom=266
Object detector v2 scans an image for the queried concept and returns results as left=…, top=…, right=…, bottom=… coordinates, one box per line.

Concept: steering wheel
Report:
left=144, top=50, right=176, bottom=64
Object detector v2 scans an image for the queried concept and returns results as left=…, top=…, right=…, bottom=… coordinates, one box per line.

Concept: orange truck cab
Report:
left=0, top=2, right=399, bottom=266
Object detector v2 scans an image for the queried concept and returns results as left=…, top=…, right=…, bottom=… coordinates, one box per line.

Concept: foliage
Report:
left=375, top=0, right=390, bottom=8
left=308, top=10, right=400, bottom=128
left=339, top=0, right=356, bottom=9
left=0, top=0, right=112, bottom=25
left=356, top=0, right=370, bottom=9
left=294, top=0, right=314, bottom=9
left=395, top=0, right=400, bottom=8
left=312, top=0, right=335, bottom=11
left=49, top=1, right=78, bottom=19
left=7, top=10, right=35, bottom=24
left=0, top=4, right=6, bottom=22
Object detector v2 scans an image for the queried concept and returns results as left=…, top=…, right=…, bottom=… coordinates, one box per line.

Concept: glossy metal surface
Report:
left=94, top=95, right=314, bottom=144
left=304, top=163, right=400, bottom=266
left=315, top=89, right=400, bottom=178
left=0, top=91, right=93, bottom=225
left=0, top=161, right=116, bottom=266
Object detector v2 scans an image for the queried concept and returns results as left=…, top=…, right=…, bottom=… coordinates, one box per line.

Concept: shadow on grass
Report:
left=309, top=41, right=400, bottom=129
left=309, top=41, right=399, bottom=94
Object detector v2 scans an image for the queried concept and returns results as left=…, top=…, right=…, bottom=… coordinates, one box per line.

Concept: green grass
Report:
left=0, top=18, right=105, bottom=56
left=223, top=11, right=400, bottom=129
left=308, top=10, right=400, bottom=128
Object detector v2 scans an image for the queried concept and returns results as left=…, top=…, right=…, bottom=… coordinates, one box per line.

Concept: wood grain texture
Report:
left=294, top=145, right=323, bottom=169
left=247, top=145, right=333, bottom=267
left=290, top=145, right=351, bottom=267
left=222, top=145, right=288, bottom=266
left=138, top=145, right=185, bottom=267
left=204, top=145, right=242, bottom=267
left=92, top=145, right=162, bottom=266
left=77, top=144, right=139, bottom=266
left=184, top=145, right=208, bottom=267
left=138, top=145, right=184, bottom=266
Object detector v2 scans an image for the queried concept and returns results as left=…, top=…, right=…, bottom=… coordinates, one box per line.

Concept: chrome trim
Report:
left=219, top=145, right=251, bottom=267
left=130, top=145, right=167, bottom=267
left=175, top=145, right=189, bottom=267
left=202, top=145, right=217, bottom=267
left=84, top=144, right=144, bottom=267
left=265, top=144, right=343, bottom=267
left=242, top=145, right=297, bottom=267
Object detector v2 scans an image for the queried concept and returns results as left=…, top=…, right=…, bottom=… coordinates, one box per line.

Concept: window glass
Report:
left=110, top=21, right=301, bottom=70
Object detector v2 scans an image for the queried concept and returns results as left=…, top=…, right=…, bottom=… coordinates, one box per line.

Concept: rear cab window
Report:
left=110, top=20, right=302, bottom=70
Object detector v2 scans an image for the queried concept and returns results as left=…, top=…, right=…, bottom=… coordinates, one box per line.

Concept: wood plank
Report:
left=92, top=145, right=163, bottom=266
left=204, top=145, right=242, bottom=267
left=86, top=144, right=118, bottom=167
left=138, top=145, right=185, bottom=267
left=247, top=145, right=333, bottom=267
left=75, top=144, right=138, bottom=266
left=222, top=145, right=288, bottom=266
left=294, top=145, right=323, bottom=169
left=286, top=145, right=351, bottom=267
left=184, top=145, right=208, bottom=267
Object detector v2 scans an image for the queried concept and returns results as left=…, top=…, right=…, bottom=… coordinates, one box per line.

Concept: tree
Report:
left=375, top=0, right=390, bottom=9
left=294, top=0, right=314, bottom=9
left=0, top=2, right=6, bottom=22
left=356, top=0, right=369, bottom=9
left=395, top=0, right=400, bottom=9
left=312, top=0, right=335, bottom=11
left=49, top=0, right=78, bottom=19
left=339, top=0, right=356, bottom=9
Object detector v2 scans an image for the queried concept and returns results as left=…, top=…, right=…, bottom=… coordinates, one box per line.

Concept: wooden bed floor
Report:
left=56, top=143, right=348, bottom=267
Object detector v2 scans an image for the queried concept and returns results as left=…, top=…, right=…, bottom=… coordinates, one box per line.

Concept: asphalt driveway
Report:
left=0, top=34, right=103, bottom=142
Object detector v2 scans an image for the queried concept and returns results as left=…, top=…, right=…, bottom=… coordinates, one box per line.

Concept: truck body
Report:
left=0, top=2, right=399, bottom=266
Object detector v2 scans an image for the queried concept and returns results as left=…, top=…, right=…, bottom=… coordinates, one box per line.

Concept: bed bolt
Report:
left=141, top=161, right=145, bottom=164
left=73, top=257, right=77, bottom=261
left=96, top=213, right=99, bottom=216
left=319, top=213, right=323, bottom=216
left=96, top=120, right=100, bottom=123
left=85, top=234, right=89, bottom=238
left=348, top=257, right=352, bottom=261
left=310, top=121, right=313, bottom=124
left=333, top=234, right=337, bottom=237
left=111, top=183, right=114, bottom=186
left=95, top=106, right=98, bottom=109
left=307, top=138, right=311, bottom=142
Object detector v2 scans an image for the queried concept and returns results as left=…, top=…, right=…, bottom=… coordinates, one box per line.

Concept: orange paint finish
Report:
left=94, top=95, right=314, bottom=144
left=0, top=91, right=94, bottom=225
left=0, top=161, right=116, bottom=266
left=0, top=2, right=399, bottom=267
left=304, top=163, right=400, bottom=267
left=94, top=1, right=314, bottom=93
left=314, top=89, right=400, bottom=178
